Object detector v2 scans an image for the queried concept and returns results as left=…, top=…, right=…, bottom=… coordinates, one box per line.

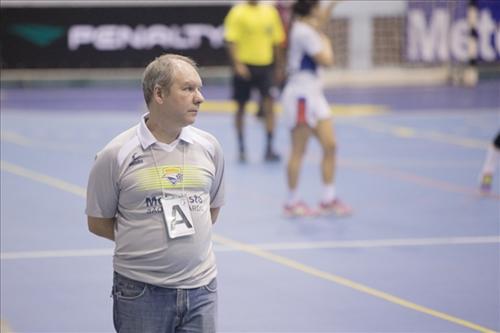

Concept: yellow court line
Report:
left=1, top=161, right=86, bottom=197
left=353, top=119, right=489, bottom=149
left=201, top=100, right=486, bottom=149
left=1, top=130, right=33, bottom=147
left=0, top=320, right=12, bottom=333
left=200, top=100, right=388, bottom=117
left=213, top=234, right=498, bottom=333
left=1, top=160, right=497, bottom=333
left=341, top=159, right=500, bottom=201
left=1, top=130, right=85, bottom=151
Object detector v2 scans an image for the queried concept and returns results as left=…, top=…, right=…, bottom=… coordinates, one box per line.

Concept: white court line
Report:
left=218, top=235, right=500, bottom=251
left=2, top=236, right=498, bottom=260
left=1, top=248, right=113, bottom=260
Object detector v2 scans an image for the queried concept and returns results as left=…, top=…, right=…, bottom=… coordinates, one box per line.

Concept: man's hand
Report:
left=234, top=62, right=251, bottom=80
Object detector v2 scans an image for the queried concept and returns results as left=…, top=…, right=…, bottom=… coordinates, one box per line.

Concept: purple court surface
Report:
left=1, top=80, right=499, bottom=332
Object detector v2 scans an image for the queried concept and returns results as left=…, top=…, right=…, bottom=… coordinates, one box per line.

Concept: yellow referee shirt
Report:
left=224, top=2, right=285, bottom=66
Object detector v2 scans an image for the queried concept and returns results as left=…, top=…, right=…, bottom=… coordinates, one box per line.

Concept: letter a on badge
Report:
left=171, top=205, right=193, bottom=230
left=160, top=197, right=196, bottom=239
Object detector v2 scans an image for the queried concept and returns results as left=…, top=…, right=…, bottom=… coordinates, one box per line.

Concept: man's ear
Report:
left=153, top=85, right=164, bottom=104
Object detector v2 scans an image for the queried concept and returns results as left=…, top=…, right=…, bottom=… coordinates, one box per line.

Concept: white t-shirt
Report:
left=86, top=113, right=225, bottom=288
left=285, top=20, right=324, bottom=87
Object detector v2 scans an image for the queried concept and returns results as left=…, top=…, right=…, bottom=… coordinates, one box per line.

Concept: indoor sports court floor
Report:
left=1, top=79, right=499, bottom=333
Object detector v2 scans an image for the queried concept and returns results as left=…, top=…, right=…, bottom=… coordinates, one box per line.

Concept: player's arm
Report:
left=313, top=33, right=334, bottom=66
left=224, top=11, right=250, bottom=80
left=210, top=207, right=221, bottom=224
left=226, top=41, right=250, bottom=79
left=273, top=42, right=286, bottom=85
left=88, top=216, right=115, bottom=241
left=318, top=0, right=341, bottom=30
left=314, top=0, right=341, bottom=66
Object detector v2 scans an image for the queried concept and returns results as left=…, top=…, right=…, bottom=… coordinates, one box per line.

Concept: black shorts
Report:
left=232, top=64, right=273, bottom=104
left=494, top=131, right=500, bottom=149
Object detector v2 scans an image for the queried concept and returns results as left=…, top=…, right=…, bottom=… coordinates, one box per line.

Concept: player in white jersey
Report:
left=281, top=0, right=351, bottom=217
left=479, top=131, right=500, bottom=193
left=86, top=54, right=224, bottom=332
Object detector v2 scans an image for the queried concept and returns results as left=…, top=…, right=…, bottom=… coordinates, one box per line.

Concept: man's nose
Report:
left=195, top=90, right=205, bottom=104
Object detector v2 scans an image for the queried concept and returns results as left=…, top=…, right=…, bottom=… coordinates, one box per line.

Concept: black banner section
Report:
left=0, top=6, right=231, bottom=69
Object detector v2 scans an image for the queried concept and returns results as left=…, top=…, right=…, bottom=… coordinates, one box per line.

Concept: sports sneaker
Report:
left=265, top=150, right=281, bottom=162
left=255, top=105, right=265, bottom=120
left=283, top=201, right=318, bottom=218
left=319, top=199, right=352, bottom=217
left=480, top=173, right=493, bottom=193
left=238, top=151, right=247, bottom=163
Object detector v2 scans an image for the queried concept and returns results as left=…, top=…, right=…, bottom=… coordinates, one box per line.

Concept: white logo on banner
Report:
left=408, top=8, right=500, bottom=62
left=68, top=24, right=224, bottom=51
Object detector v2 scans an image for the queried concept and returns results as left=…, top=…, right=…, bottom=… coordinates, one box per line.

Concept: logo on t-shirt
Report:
left=162, top=167, right=183, bottom=185
left=129, top=153, right=144, bottom=167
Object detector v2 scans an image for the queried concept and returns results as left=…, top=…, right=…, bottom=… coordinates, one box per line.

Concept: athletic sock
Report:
left=322, top=183, right=336, bottom=203
left=287, top=190, right=300, bottom=206
left=266, top=132, right=273, bottom=152
left=238, top=132, right=245, bottom=154
left=482, top=144, right=500, bottom=175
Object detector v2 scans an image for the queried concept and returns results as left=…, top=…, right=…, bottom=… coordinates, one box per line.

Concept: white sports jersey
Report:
left=86, top=113, right=225, bottom=288
left=285, top=21, right=324, bottom=87
left=282, top=21, right=331, bottom=128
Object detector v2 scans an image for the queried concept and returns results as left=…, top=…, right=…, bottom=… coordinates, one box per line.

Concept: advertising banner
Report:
left=406, top=0, right=500, bottom=63
left=0, top=5, right=231, bottom=68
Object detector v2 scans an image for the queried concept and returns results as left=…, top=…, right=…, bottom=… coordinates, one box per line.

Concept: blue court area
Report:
left=1, top=80, right=499, bottom=332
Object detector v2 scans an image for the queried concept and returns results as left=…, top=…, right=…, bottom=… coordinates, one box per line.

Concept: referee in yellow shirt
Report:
left=224, top=0, right=286, bottom=163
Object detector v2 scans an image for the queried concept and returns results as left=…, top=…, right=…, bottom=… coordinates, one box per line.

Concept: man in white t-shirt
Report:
left=86, top=54, right=225, bottom=332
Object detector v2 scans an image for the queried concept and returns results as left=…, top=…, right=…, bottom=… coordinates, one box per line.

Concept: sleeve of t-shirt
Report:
left=209, top=137, right=225, bottom=208
left=271, top=7, right=285, bottom=45
left=85, top=149, right=119, bottom=219
left=223, top=6, right=240, bottom=43
left=302, top=26, right=323, bottom=57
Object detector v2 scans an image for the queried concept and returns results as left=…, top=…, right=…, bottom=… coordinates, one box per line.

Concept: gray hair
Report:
left=142, top=54, right=198, bottom=106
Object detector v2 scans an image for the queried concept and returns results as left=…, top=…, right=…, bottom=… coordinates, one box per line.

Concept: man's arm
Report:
left=88, top=216, right=115, bottom=241
left=273, top=43, right=286, bottom=86
left=210, top=207, right=221, bottom=224
left=226, top=41, right=250, bottom=79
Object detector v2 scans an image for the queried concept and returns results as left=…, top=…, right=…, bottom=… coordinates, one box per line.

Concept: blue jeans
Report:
left=112, top=272, right=217, bottom=333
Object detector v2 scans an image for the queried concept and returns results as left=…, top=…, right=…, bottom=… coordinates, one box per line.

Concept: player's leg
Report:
left=255, top=65, right=280, bottom=162
left=480, top=131, right=500, bottom=192
left=282, top=95, right=316, bottom=217
left=312, top=95, right=352, bottom=216
left=284, top=124, right=315, bottom=217
left=232, top=74, right=251, bottom=162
